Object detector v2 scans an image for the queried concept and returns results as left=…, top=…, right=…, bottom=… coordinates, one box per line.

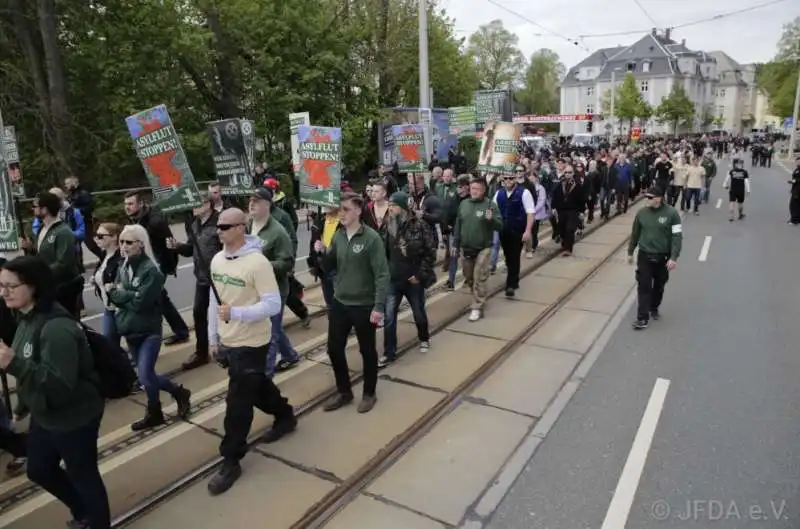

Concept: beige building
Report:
left=559, top=29, right=772, bottom=136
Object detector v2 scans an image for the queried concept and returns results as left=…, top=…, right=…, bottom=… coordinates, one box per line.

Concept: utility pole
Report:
left=609, top=70, right=616, bottom=138
left=789, top=66, right=800, bottom=160
left=418, top=0, right=433, bottom=162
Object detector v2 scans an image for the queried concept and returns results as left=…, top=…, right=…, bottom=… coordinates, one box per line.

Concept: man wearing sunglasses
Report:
left=627, top=185, right=682, bottom=330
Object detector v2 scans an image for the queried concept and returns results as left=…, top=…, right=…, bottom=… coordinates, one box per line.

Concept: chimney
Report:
left=665, top=28, right=671, bottom=41
left=651, top=28, right=657, bottom=37
left=681, top=38, right=686, bottom=47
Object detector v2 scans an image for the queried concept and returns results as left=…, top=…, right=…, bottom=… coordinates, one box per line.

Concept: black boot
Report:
left=172, top=385, right=192, bottom=420
left=131, top=402, right=166, bottom=431
left=208, top=460, right=242, bottom=496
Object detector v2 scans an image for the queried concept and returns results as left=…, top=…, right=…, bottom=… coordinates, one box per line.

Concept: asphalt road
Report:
left=484, top=161, right=800, bottom=529
left=80, top=218, right=314, bottom=331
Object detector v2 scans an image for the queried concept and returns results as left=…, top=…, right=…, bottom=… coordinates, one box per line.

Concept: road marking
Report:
left=698, top=235, right=712, bottom=262
left=600, top=378, right=671, bottom=529
left=715, top=198, right=722, bottom=209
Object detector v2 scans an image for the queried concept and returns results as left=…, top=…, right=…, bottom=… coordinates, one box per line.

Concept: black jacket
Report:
left=176, top=211, right=222, bottom=286
left=129, top=206, right=178, bottom=276
left=0, top=257, right=17, bottom=345
left=93, top=249, right=123, bottom=299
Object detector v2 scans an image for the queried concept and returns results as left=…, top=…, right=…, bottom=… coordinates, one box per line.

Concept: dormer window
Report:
left=642, top=61, right=651, bottom=73
left=626, top=62, right=636, bottom=72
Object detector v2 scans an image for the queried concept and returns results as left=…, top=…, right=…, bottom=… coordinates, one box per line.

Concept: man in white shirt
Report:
left=493, top=167, right=535, bottom=297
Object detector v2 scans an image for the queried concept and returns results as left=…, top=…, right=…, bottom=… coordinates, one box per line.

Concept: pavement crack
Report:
left=445, top=329, right=509, bottom=342
left=362, top=491, right=456, bottom=528
left=378, top=375, right=448, bottom=394
left=251, top=447, right=343, bottom=484
left=462, top=396, right=539, bottom=420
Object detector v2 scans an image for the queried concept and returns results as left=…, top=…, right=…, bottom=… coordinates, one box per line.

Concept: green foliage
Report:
left=466, top=19, right=526, bottom=90
left=654, top=84, right=695, bottom=135
left=700, top=104, right=715, bottom=130
left=516, top=49, right=565, bottom=115
left=0, top=0, right=476, bottom=210
left=758, top=16, right=799, bottom=117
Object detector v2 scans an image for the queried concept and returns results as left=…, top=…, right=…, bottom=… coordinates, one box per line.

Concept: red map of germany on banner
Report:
left=303, top=128, right=336, bottom=188
left=138, top=115, right=182, bottom=188
left=398, top=126, right=423, bottom=163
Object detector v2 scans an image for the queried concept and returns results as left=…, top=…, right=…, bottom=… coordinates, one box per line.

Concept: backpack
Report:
left=80, top=324, right=138, bottom=399
left=35, top=317, right=137, bottom=400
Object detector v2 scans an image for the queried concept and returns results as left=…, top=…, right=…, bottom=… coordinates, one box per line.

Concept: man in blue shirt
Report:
left=614, top=153, right=633, bottom=215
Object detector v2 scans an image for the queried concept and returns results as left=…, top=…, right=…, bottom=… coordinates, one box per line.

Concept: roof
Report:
left=707, top=51, right=747, bottom=87
left=561, top=30, right=724, bottom=87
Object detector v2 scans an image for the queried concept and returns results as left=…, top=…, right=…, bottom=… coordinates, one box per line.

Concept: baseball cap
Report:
left=644, top=185, right=664, bottom=198
left=251, top=187, right=273, bottom=202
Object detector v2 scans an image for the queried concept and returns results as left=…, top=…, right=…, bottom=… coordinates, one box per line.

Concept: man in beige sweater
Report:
left=684, top=157, right=706, bottom=215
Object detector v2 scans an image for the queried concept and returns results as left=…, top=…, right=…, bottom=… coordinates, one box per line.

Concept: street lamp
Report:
left=609, top=67, right=622, bottom=136
left=789, top=66, right=799, bottom=160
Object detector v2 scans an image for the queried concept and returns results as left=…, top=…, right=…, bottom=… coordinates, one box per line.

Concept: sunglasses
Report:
left=95, top=233, right=112, bottom=239
left=120, top=239, right=139, bottom=246
left=216, top=223, right=243, bottom=231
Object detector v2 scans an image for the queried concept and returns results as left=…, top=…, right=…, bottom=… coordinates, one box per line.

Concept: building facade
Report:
left=559, top=29, right=765, bottom=136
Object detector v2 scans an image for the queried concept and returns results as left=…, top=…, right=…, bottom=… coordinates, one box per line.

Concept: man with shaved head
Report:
left=206, top=207, right=297, bottom=496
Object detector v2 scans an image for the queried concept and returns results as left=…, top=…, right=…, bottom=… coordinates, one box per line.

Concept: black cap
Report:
left=645, top=185, right=664, bottom=198
left=251, top=187, right=273, bottom=202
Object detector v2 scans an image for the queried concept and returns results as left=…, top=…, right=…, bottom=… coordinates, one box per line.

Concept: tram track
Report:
left=104, top=202, right=639, bottom=529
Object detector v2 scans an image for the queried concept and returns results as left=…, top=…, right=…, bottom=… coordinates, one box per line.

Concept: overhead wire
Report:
left=484, top=0, right=591, bottom=52
left=577, top=0, right=790, bottom=39
left=632, top=0, right=659, bottom=28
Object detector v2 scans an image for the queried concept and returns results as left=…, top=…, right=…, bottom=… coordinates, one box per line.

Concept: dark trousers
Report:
left=285, top=277, right=309, bottom=320
left=636, top=252, right=669, bottom=321
left=327, top=300, right=378, bottom=397
left=193, top=283, right=211, bottom=357
left=499, top=229, right=523, bottom=289
left=27, top=416, right=110, bottom=529
left=219, top=345, right=293, bottom=462
left=615, top=186, right=629, bottom=213
left=558, top=210, right=580, bottom=253
left=0, top=428, right=26, bottom=458
left=56, top=277, right=85, bottom=319
left=161, top=288, right=189, bottom=338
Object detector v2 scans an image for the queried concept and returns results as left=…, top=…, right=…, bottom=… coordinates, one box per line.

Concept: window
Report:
left=626, top=62, right=636, bottom=72
left=719, top=88, right=726, bottom=97
left=642, top=61, right=651, bottom=73
left=640, top=80, right=649, bottom=92
left=718, top=106, right=725, bottom=116
left=586, top=104, right=595, bottom=114
left=586, top=86, right=594, bottom=97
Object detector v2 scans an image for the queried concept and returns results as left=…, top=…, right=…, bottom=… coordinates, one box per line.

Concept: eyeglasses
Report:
left=120, top=239, right=139, bottom=245
left=0, top=283, right=23, bottom=293
left=216, top=223, right=243, bottom=231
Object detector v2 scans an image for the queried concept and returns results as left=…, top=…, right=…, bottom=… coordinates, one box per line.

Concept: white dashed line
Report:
left=698, top=235, right=712, bottom=262
left=715, top=198, right=722, bottom=209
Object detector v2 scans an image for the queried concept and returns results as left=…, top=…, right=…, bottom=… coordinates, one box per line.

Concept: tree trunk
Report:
left=37, top=0, right=74, bottom=177
left=377, top=0, right=390, bottom=106
left=205, top=8, right=241, bottom=118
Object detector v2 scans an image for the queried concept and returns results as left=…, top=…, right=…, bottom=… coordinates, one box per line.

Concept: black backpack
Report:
left=36, top=317, right=137, bottom=400
left=80, top=324, right=137, bottom=399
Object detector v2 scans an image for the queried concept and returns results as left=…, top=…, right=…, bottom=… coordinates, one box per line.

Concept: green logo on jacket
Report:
left=211, top=272, right=246, bottom=287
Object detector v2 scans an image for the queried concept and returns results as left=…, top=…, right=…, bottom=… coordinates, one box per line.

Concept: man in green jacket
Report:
left=454, top=177, right=503, bottom=322
left=248, top=187, right=300, bottom=376
left=436, top=168, right=459, bottom=272
left=315, top=192, right=389, bottom=414
left=701, top=154, right=717, bottom=204
left=627, top=185, right=683, bottom=330
left=19, top=192, right=83, bottom=317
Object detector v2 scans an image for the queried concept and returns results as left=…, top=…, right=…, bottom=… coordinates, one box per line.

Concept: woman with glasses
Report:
left=108, top=225, right=192, bottom=431
left=0, top=256, right=110, bottom=529
left=91, top=223, right=123, bottom=346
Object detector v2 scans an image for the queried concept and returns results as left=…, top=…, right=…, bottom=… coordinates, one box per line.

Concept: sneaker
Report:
left=301, top=316, right=312, bottom=329
left=378, top=355, right=395, bottom=368
left=173, top=386, right=192, bottom=420
left=323, top=393, right=354, bottom=412
left=632, top=319, right=649, bottom=330
left=445, top=281, right=455, bottom=292
left=276, top=358, right=299, bottom=372
left=525, top=251, right=534, bottom=259
left=6, top=457, right=26, bottom=476
left=261, top=415, right=297, bottom=443
left=650, top=310, right=661, bottom=321
left=207, top=460, right=242, bottom=496
left=490, top=266, right=497, bottom=275
left=419, top=341, right=430, bottom=353
left=505, top=288, right=514, bottom=298
left=66, top=520, right=90, bottom=529
left=468, top=309, right=481, bottom=322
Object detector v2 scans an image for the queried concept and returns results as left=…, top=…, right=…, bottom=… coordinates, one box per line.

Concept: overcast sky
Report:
left=446, top=0, right=800, bottom=68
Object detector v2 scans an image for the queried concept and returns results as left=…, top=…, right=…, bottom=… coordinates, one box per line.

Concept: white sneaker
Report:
left=525, top=251, right=534, bottom=259
left=468, top=309, right=481, bottom=322
left=419, top=341, right=430, bottom=352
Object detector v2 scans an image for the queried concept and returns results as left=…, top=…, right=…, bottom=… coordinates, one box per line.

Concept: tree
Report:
left=516, top=48, right=565, bottom=115
left=655, top=84, right=695, bottom=135
left=601, top=73, right=648, bottom=134
left=758, top=16, right=799, bottom=117
left=713, top=114, right=725, bottom=129
left=467, top=19, right=526, bottom=89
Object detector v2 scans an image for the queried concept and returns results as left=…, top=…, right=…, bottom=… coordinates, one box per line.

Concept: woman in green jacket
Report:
left=0, top=255, right=109, bottom=529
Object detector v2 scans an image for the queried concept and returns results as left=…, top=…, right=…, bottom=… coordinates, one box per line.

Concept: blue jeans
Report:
left=490, top=231, right=501, bottom=268
left=101, top=309, right=120, bottom=347
left=383, top=282, right=429, bottom=358
left=126, top=334, right=178, bottom=404
left=27, top=415, right=110, bottom=529
left=265, top=301, right=300, bottom=377
left=685, top=188, right=702, bottom=212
